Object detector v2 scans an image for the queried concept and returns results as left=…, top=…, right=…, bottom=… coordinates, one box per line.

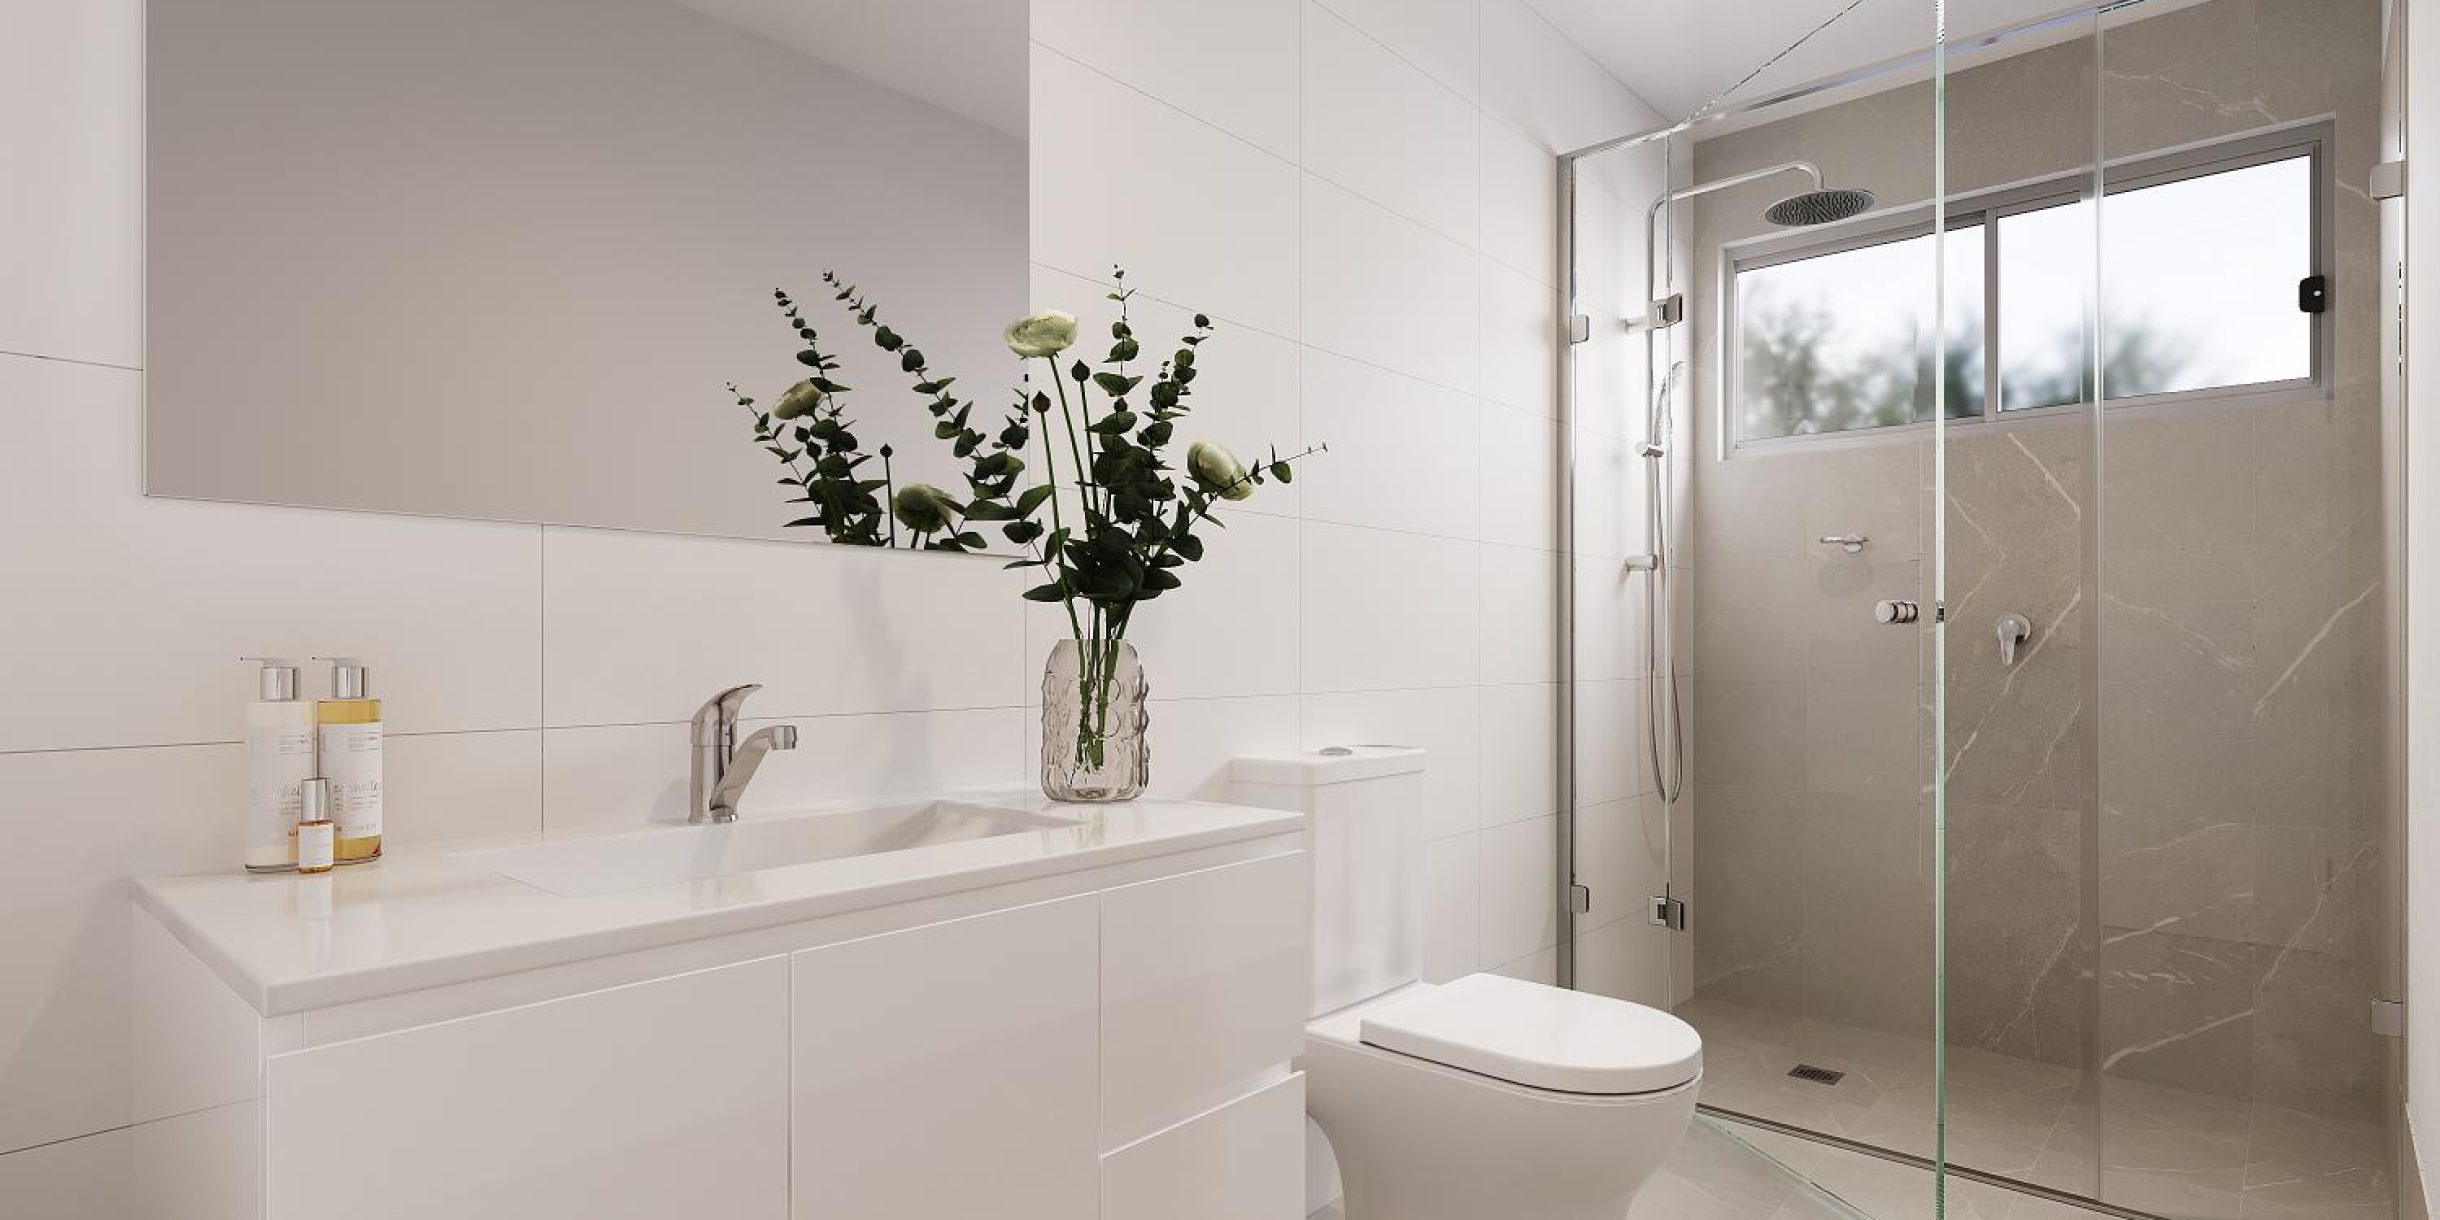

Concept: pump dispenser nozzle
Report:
left=315, top=656, right=370, bottom=700
left=239, top=656, right=303, bottom=701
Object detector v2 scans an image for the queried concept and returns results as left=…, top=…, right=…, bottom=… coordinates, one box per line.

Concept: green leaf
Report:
left=900, top=349, right=926, bottom=373
left=873, top=326, right=903, bottom=351
left=1092, top=373, right=1143, bottom=398
left=1088, top=410, right=1137, bottom=435
left=1015, top=485, right=1057, bottom=516
left=1171, top=533, right=1205, bottom=562
left=1003, top=520, right=1046, bottom=546
left=1271, top=462, right=1294, bottom=484
left=1108, top=338, right=1141, bottom=363
left=1021, top=583, right=1069, bottom=603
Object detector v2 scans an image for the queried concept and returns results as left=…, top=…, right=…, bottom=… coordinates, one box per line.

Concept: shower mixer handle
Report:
left=1820, top=533, right=1869, bottom=554
left=1874, top=599, right=1920, bottom=625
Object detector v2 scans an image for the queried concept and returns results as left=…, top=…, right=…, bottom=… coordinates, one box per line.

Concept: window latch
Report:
left=2300, top=274, right=2329, bottom=314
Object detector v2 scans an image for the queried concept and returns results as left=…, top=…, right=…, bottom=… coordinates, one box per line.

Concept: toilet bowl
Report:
left=1306, top=974, right=1700, bottom=1220
left=1232, top=748, right=1702, bottom=1220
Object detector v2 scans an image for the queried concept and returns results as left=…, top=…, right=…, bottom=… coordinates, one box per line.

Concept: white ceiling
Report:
left=1523, top=0, right=2119, bottom=127
left=667, top=0, right=1025, bottom=138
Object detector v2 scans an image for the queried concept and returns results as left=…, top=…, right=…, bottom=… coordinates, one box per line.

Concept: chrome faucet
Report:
left=688, top=684, right=798, bottom=824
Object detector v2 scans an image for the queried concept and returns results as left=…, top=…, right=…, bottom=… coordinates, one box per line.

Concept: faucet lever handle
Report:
left=690, top=683, right=763, bottom=744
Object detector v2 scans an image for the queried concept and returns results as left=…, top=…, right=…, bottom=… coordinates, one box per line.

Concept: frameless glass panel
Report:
left=1734, top=225, right=1985, bottom=441
left=2099, top=154, right=2313, bottom=398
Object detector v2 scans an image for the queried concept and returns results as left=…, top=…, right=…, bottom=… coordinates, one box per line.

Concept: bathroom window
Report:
left=1730, top=130, right=2323, bottom=446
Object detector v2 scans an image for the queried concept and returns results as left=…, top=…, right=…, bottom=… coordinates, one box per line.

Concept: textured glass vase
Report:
left=1041, top=639, right=1149, bottom=802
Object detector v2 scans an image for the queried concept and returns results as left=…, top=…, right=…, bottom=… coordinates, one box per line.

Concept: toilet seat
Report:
left=1355, top=973, right=1702, bottom=1095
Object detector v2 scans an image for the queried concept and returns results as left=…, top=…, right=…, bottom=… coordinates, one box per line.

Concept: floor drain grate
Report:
left=1787, top=1063, right=1845, bottom=1086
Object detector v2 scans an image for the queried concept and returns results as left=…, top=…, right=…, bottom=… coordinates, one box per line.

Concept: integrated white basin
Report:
left=463, top=800, right=1085, bottom=897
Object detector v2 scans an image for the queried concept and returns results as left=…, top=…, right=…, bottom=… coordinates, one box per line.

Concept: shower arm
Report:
left=1632, top=161, right=1822, bottom=444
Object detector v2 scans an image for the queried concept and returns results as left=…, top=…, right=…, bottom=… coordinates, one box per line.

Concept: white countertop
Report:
left=135, top=791, right=1303, bottom=1017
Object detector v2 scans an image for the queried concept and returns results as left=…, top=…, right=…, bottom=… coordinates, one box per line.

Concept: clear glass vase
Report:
left=1041, top=639, right=1149, bottom=802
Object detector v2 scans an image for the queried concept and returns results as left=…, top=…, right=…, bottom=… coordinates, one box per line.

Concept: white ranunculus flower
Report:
left=1004, top=310, right=1079, bottom=359
left=770, top=378, right=823, bottom=420
left=892, top=483, right=958, bottom=533
left=1187, top=440, right=1255, bottom=501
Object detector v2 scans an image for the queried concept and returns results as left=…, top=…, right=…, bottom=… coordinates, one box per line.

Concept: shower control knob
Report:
left=1874, top=599, right=1921, bottom=625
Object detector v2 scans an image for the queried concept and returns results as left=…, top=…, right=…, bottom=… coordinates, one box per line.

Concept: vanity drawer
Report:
left=1099, top=850, right=1309, bottom=1148
left=1101, top=1073, right=1305, bottom=1220
left=263, top=957, right=790, bottom=1220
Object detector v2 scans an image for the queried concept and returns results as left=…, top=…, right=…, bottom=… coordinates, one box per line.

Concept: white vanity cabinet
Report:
left=135, top=819, right=1308, bottom=1220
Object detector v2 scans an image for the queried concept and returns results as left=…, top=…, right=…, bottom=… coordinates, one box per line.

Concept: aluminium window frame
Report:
left=1719, top=119, right=2335, bottom=456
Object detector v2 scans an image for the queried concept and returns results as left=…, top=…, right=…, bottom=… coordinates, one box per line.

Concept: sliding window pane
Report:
left=2100, top=154, right=2313, bottom=397
left=1736, top=224, right=1984, bottom=441
left=1997, top=199, right=2095, bottom=411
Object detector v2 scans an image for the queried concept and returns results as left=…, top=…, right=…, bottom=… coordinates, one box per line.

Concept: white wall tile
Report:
left=1479, top=813, right=1558, bottom=964
left=1490, top=946, right=1558, bottom=985
left=1298, top=350, right=1480, bottom=541
left=1031, top=0, right=1302, bottom=161
left=1478, top=402, right=1556, bottom=549
left=0, top=0, right=142, bottom=367
left=0, top=745, right=236, bottom=1155
left=0, top=355, right=544, bottom=751
left=1030, top=47, right=1301, bottom=336
left=542, top=709, right=1025, bottom=829
left=1300, top=176, right=1481, bottom=394
left=541, top=525, right=1023, bottom=726
left=1302, top=523, right=1481, bottom=692
left=1573, top=905, right=1669, bottom=1005
left=1574, top=677, right=1649, bottom=806
left=1480, top=259, right=1560, bottom=418
left=1422, top=832, right=1481, bottom=982
left=1478, top=543, right=1557, bottom=685
left=1480, top=0, right=1652, bottom=154
left=1573, top=552, right=1649, bottom=683
left=1478, top=681, right=1559, bottom=824
left=1480, top=120, right=1559, bottom=285
left=384, top=731, right=543, bottom=847
left=1135, top=696, right=1302, bottom=802
left=1301, top=3, right=1481, bottom=246
left=1312, top=0, right=1482, bottom=102
left=1301, top=686, right=1482, bottom=839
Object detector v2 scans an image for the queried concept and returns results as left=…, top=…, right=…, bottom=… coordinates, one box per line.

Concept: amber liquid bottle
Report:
left=316, top=657, right=384, bottom=863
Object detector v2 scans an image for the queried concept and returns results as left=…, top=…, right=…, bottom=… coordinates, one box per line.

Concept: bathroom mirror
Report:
left=145, top=0, right=1027, bottom=552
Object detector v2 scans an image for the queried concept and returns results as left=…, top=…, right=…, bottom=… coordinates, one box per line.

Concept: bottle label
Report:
left=245, top=724, right=315, bottom=867
left=319, top=722, right=384, bottom=839
left=296, top=821, right=336, bottom=872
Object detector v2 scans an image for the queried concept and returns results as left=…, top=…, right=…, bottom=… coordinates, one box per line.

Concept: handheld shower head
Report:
left=1764, top=187, right=1877, bottom=227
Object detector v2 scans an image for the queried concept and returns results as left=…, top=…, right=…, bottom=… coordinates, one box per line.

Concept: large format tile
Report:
left=0, top=355, right=545, bottom=751
left=1480, top=119, right=1560, bottom=287
left=1478, top=0, right=1651, bottom=154
left=541, top=525, right=1024, bottom=726
left=1030, top=0, right=1301, bottom=160
left=1478, top=814, right=1557, bottom=965
left=1301, top=175, right=1482, bottom=395
left=1421, top=831, right=1482, bottom=982
left=1300, top=2, right=1480, bottom=245
left=1301, top=522, right=1482, bottom=692
left=1478, top=681, right=1560, bottom=825
left=1311, top=0, right=1481, bottom=102
left=1298, top=349, right=1481, bottom=542
left=1028, top=46, right=1301, bottom=337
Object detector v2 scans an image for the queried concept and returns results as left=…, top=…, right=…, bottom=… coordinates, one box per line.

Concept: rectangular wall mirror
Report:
left=145, top=0, right=1027, bottom=552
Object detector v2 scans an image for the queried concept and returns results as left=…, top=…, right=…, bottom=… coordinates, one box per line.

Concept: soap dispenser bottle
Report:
left=241, top=657, right=316, bottom=872
left=314, top=657, right=384, bottom=864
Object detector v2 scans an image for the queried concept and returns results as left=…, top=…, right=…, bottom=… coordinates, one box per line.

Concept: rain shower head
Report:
left=1764, top=187, right=1877, bottom=227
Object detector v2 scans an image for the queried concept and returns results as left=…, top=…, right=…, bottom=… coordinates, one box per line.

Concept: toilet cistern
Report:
left=688, top=684, right=798, bottom=824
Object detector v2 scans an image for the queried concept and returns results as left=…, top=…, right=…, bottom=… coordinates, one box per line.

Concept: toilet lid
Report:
left=1358, top=973, right=1703, bottom=1095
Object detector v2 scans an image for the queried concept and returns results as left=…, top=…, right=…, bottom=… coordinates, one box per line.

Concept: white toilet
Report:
left=1234, top=747, right=1702, bottom=1220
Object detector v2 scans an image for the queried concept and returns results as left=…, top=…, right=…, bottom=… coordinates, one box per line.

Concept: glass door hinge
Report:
left=1566, top=314, right=1592, bottom=344
left=2372, top=998, right=2404, bottom=1037
left=1649, top=895, right=1688, bottom=931
left=1568, top=883, right=1593, bottom=915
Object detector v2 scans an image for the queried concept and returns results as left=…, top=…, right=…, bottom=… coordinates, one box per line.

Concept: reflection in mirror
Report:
left=145, top=0, right=1026, bottom=552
